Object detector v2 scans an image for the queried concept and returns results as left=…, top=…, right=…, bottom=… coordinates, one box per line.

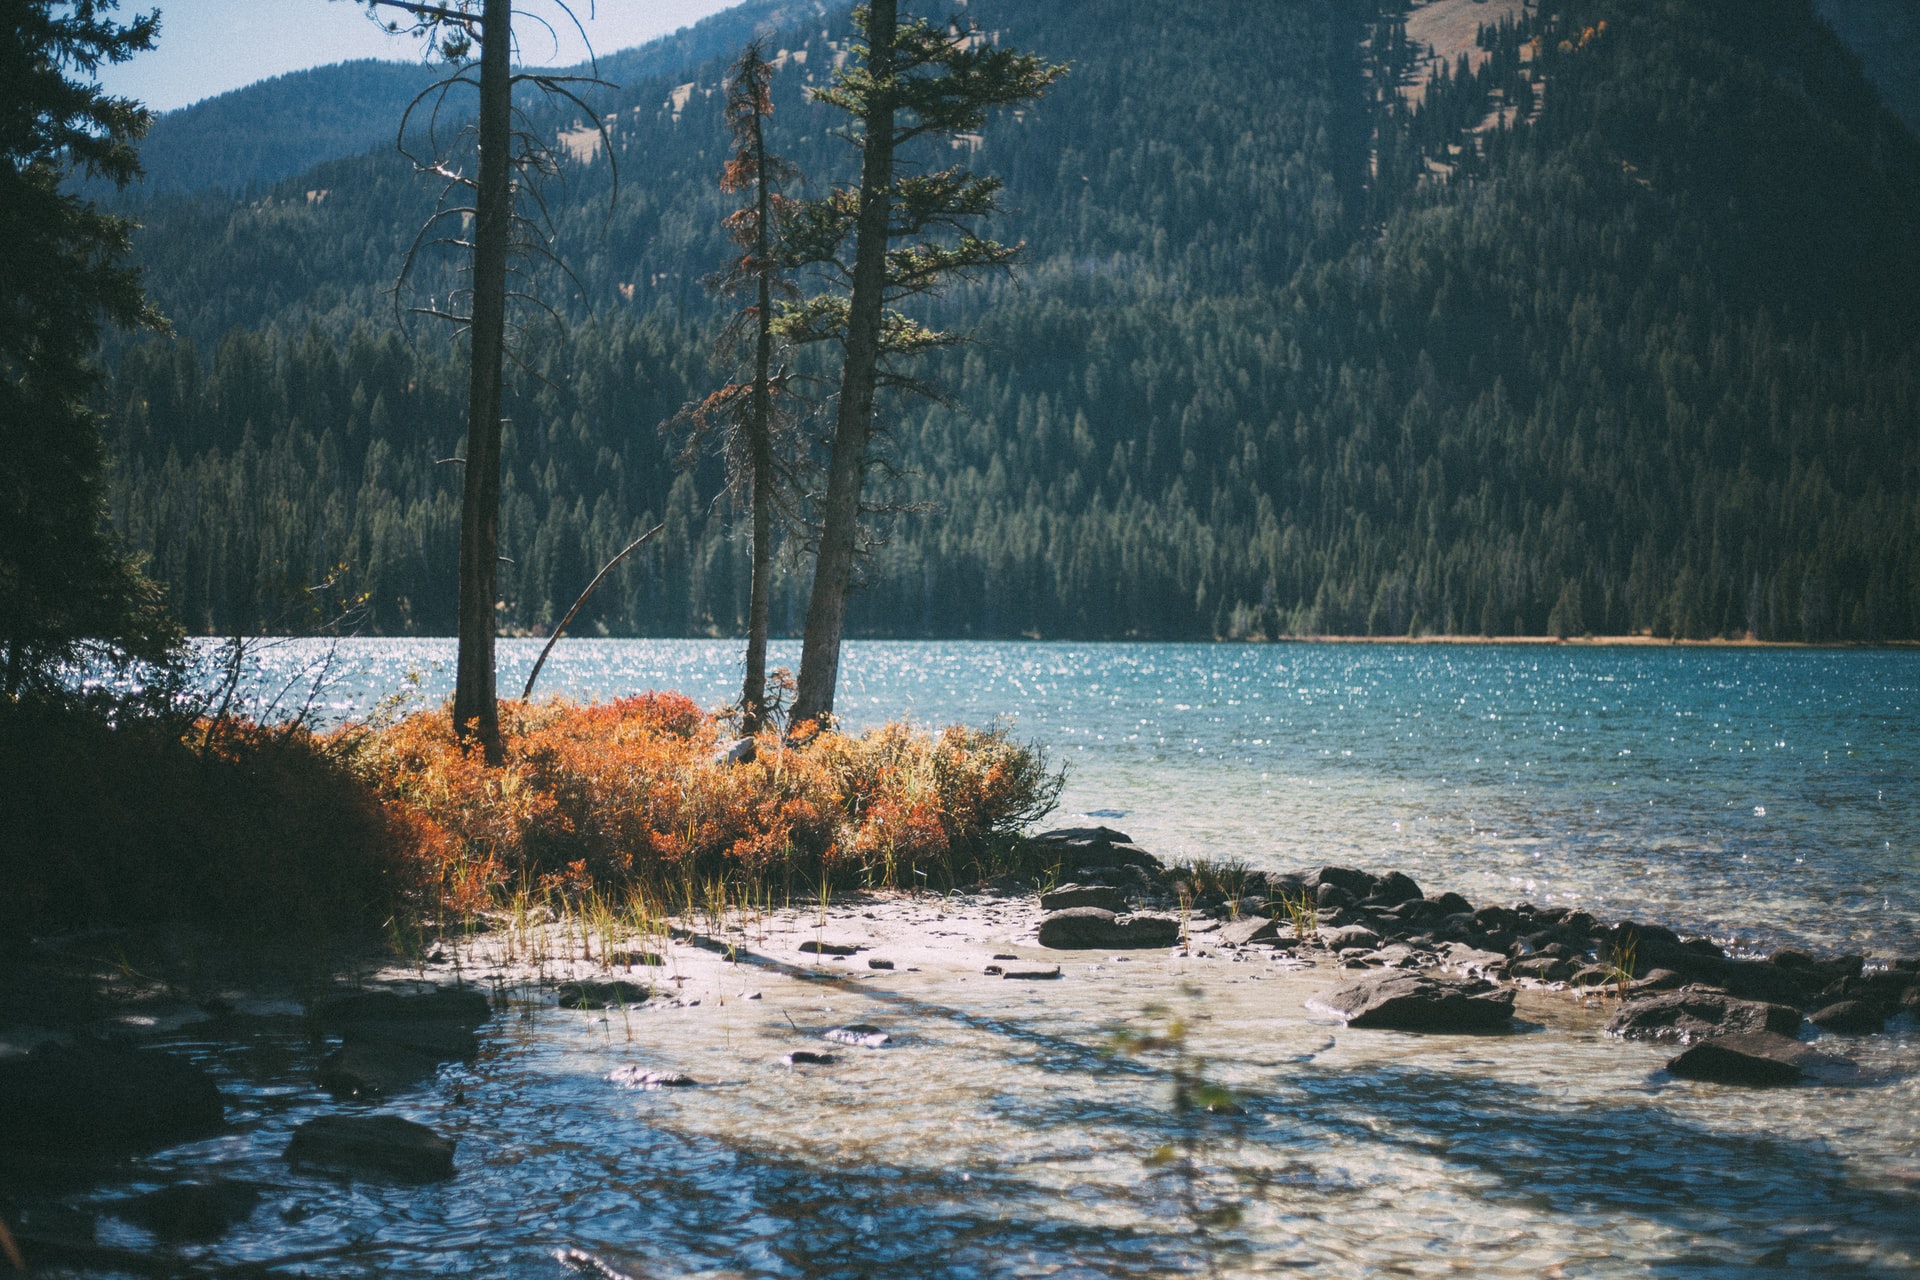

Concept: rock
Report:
left=1036, top=908, right=1180, bottom=949
left=1570, top=964, right=1618, bottom=988
left=1665, top=1032, right=1850, bottom=1087
left=114, top=1181, right=261, bottom=1242
left=1031, top=823, right=1134, bottom=847
left=1214, top=915, right=1279, bottom=947
left=1606, top=987, right=1803, bottom=1043
left=0, top=1037, right=224, bottom=1153
left=1716, top=959, right=1813, bottom=1006
left=606, top=1066, right=697, bottom=1088
left=313, top=986, right=490, bottom=1059
left=1809, top=1000, right=1885, bottom=1034
left=824, top=1024, right=890, bottom=1048
left=1508, top=955, right=1578, bottom=983
left=557, top=980, right=650, bottom=1010
left=1439, top=942, right=1510, bottom=977
left=1002, top=967, right=1063, bottom=980
left=1373, top=871, right=1423, bottom=904
left=1428, top=891, right=1474, bottom=916
left=1620, top=968, right=1689, bottom=996
left=1302, top=866, right=1377, bottom=900
left=1307, top=972, right=1515, bottom=1032
left=1314, top=882, right=1356, bottom=910
left=318, top=1041, right=440, bottom=1099
left=1039, top=883, right=1127, bottom=912
left=711, top=736, right=756, bottom=766
left=798, top=940, right=862, bottom=956
left=1320, top=924, right=1382, bottom=954
left=783, top=1050, right=837, bottom=1065
left=284, top=1114, right=455, bottom=1183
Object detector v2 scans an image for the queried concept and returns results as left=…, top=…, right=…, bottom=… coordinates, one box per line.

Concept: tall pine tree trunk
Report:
left=741, top=97, right=777, bottom=734
left=452, top=0, right=512, bottom=763
left=790, top=0, right=897, bottom=729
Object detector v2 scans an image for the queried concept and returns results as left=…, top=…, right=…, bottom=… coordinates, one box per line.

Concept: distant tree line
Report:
left=99, top=0, right=1920, bottom=642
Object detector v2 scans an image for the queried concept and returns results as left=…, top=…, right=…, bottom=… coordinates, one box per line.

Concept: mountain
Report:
left=99, top=0, right=1920, bottom=642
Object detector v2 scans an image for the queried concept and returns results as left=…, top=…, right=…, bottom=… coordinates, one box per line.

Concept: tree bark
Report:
left=741, top=93, right=777, bottom=735
left=789, top=0, right=897, bottom=730
left=451, top=0, right=512, bottom=763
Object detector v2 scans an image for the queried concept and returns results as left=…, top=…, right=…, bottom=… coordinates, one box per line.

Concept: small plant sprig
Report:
left=1604, top=930, right=1639, bottom=998
left=1276, top=889, right=1319, bottom=941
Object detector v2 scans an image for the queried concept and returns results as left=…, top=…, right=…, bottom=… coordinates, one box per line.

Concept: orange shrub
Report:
left=343, top=696, right=1063, bottom=901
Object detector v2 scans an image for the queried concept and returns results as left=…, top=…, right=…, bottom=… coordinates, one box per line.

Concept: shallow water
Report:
left=26, top=637, right=1908, bottom=1279
left=206, top=637, right=1919, bottom=953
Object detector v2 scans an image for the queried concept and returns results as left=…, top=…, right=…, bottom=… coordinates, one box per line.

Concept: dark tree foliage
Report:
left=1, top=0, right=177, bottom=697
left=94, top=0, right=1920, bottom=644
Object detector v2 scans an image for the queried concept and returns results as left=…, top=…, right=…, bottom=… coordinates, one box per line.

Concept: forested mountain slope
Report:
left=101, top=0, right=1920, bottom=641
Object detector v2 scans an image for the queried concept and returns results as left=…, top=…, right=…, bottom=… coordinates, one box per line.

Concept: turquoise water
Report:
left=214, top=637, right=1920, bottom=955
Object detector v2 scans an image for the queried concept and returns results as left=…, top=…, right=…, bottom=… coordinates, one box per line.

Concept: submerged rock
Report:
left=1308, top=973, right=1515, bottom=1032
left=1002, top=966, right=1063, bottom=980
left=318, top=1040, right=440, bottom=1099
left=1606, top=988, right=1802, bottom=1043
left=557, top=980, right=651, bottom=1010
left=606, top=1066, right=697, bottom=1088
left=798, top=940, right=862, bottom=956
left=824, top=1024, right=890, bottom=1048
left=1809, top=1000, right=1885, bottom=1034
left=0, top=1038, right=223, bottom=1153
left=1037, top=907, right=1180, bottom=949
left=1039, top=883, right=1127, bottom=912
left=114, top=1181, right=260, bottom=1242
left=285, top=1114, right=455, bottom=1182
left=783, top=1050, right=837, bottom=1065
left=312, top=985, right=490, bottom=1060
left=1664, top=1032, right=1852, bottom=1086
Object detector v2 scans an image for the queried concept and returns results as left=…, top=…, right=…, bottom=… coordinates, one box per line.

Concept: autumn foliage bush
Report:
left=347, top=694, right=1064, bottom=904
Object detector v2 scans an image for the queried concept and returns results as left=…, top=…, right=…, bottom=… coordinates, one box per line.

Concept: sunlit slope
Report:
left=106, top=0, right=1920, bottom=641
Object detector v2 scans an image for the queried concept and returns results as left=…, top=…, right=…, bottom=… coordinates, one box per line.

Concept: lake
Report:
left=218, top=637, right=1920, bottom=954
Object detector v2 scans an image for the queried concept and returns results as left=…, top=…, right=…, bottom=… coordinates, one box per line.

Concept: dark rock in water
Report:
left=1314, top=882, right=1356, bottom=910
left=319, top=1041, right=439, bottom=1099
left=1429, top=891, right=1474, bottom=917
left=866, top=957, right=895, bottom=970
left=606, top=1066, right=697, bottom=1088
left=1031, top=824, right=1135, bottom=847
left=798, top=940, right=862, bottom=956
left=1606, top=987, right=1802, bottom=1043
left=313, top=986, right=490, bottom=1059
left=1621, top=968, right=1689, bottom=996
left=1039, top=883, right=1127, bottom=912
left=557, top=980, right=650, bottom=1010
left=1507, top=955, right=1578, bottom=983
left=1308, top=972, right=1515, bottom=1032
left=1665, top=1032, right=1851, bottom=1087
left=1373, top=871, right=1423, bottom=904
left=285, top=1114, right=455, bottom=1182
left=312, top=986, right=490, bottom=1027
left=1002, top=966, right=1063, bottom=980
left=1904, top=986, right=1920, bottom=1013
left=1320, top=924, right=1382, bottom=954
left=1716, top=959, right=1813, bottom=1006
left=1037, top=907, right=1180, bottom=949
left=1809, top=1000, right=1885, bottom=1034
left=1214, top=915, right=1279, bottom=947
left=824, top=1024, right=890, bottom=1048
left=783, top=1050, right=837, bottom=1065
left=1302, top=866, right=1377, bottom=900
left=115, top=1181, right=260, bottom=1242
left=0, top=1038, right=223, bottom=1152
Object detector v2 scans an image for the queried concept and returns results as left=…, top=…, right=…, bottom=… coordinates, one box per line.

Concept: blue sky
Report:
left=98, top=0, right=745, bottom=113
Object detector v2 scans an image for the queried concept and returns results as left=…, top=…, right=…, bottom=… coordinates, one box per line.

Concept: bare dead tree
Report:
left=349, top=0, right=614, bottom=763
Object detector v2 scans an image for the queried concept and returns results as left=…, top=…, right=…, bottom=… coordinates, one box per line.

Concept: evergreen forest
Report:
left=96, top=0, right=1920, bottom=642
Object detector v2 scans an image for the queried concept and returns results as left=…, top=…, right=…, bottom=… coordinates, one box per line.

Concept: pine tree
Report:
left=1, top=0, right=178, bottom=697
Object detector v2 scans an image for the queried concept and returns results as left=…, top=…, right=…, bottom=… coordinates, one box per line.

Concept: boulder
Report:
left=1037, top=908, right=1180, bottom=949
left=1373, top=871, right=1423, bottom=904
left=312, top=986, right=490, bottom=1060
left=557, top=980, right=650, bottom=1010
left=1301, top=866, right=1377, bottom=900
left=318, top=1041, right=440, bottom=1099
left=606, top=1066, right=697, bottom=1088
left=284, top=1114, right=455, bottom=1183
left=1321, top=924, right=1383, bottom=954
left=1214, top=915, right=1279, bottom=947
left=1665, top=1032, right=1848, bottom=1086
left=1438, top=942, right=1510, bottom=978
left=114, top=1181, right=260, bottom=1242
left=1307, top=972, right=1515, bottom=1032
left=1809, top=1000, right=1884, bottom=1034
left=1507, top=955, right=1578, bottom=983
left=0, top=1038, right=223, bottom=1153
left=797, top=940, right=862, bottom=956
left=1606, top=987, right=1802, bottom=1043
left=1039, top=883, right=1127, bottom=912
